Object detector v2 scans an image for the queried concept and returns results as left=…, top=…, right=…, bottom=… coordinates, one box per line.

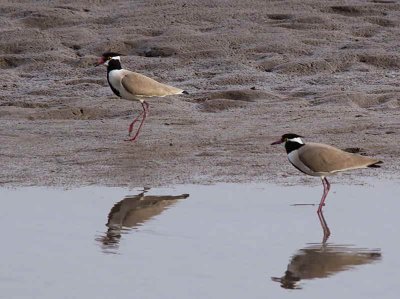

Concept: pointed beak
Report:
left=94, top=57, right=104, bottom=67
left=271, top=139, right=283, bottom=145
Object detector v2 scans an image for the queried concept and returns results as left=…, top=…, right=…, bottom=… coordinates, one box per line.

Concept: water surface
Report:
left=0, top=179, right=398, bottom=298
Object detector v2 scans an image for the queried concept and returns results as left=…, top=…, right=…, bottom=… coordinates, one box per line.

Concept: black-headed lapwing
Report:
left=271, top=133, right=382, bottom=212
left=96, top=52, right=188, bottom=142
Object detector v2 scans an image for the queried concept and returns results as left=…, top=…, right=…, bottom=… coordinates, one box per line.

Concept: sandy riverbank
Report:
left=0, top=0, right=399, bottom=187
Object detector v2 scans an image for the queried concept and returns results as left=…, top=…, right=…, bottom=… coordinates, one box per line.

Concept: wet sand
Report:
left=1, top=0, right=399, bottom=187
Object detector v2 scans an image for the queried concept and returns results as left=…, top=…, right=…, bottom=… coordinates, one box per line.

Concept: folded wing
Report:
left=121, top=71, right=184, bottom=98
left=298, top=143, right=381, bottom=173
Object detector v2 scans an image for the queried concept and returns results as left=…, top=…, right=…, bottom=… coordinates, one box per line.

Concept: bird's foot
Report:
left=124, top=136, right=138, bottom=142
left=124, top=129, right=141, bottom=142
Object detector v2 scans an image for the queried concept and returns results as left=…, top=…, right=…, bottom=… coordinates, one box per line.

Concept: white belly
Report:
left=108, top=70, right=140, bottom=101
left=288, top=150, right=325, bottom=177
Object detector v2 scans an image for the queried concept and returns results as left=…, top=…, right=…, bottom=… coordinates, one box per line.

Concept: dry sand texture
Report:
left=0, top=0, right=399, bottom=187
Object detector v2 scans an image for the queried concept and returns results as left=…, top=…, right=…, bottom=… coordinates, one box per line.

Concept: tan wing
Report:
left=121, top=71, right=184, bottom=97
left=298, top=143, right=381, bottom=173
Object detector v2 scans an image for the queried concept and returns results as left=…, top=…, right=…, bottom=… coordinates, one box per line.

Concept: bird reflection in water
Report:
left=318, top=209, right=330, bottom=244
left=96, top=189, right=189, bottom=253
left=272, top=210, right=381, bottom=289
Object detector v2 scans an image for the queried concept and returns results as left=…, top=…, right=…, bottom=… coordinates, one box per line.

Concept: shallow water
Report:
left=1, top=179, right=399, bottom=299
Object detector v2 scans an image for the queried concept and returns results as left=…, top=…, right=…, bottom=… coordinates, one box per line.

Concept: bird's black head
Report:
left=271, top=133, right=303, bottom=145
left=95, top=52, right=124, bottom=66
left=271, top=133, right=305, bottom=154
left=271, top=271, right=301, bottom=290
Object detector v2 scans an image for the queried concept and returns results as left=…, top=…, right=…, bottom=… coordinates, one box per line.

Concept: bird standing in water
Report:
left=271, top=133, right=382, bottom=212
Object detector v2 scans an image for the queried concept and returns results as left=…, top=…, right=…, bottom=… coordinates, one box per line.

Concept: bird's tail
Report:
left=368, top=160, right=383, bottom=168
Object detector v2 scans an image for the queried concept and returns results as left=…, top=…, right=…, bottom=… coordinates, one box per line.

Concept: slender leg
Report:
left=317, top=177, right=330, bottom=213
left=321, top=177, right=327, bottom=199
left=317, top=209, right=331, bottom=243
left=128, top=110, right=145, bottom=136
left=125, top=101, right=149, bottom=142
left=324, top=177, right=331, bottom=193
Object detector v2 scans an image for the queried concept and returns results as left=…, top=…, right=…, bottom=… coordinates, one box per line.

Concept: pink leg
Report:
left=125, top=101, right=149, bottom=142
left=317, top=177, right=330, bottom=213
left=128, top=110, right=145, bottom=136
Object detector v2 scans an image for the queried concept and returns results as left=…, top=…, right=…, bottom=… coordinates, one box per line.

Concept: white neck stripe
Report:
left=104, top=56, right=120, bottom=66
left=289, top=137, right=304, bottom=144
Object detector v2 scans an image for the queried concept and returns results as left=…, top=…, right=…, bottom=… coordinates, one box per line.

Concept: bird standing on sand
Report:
left=96, top=52, right=188, bottom=142
left=271, top=133, right=382, bottom=212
